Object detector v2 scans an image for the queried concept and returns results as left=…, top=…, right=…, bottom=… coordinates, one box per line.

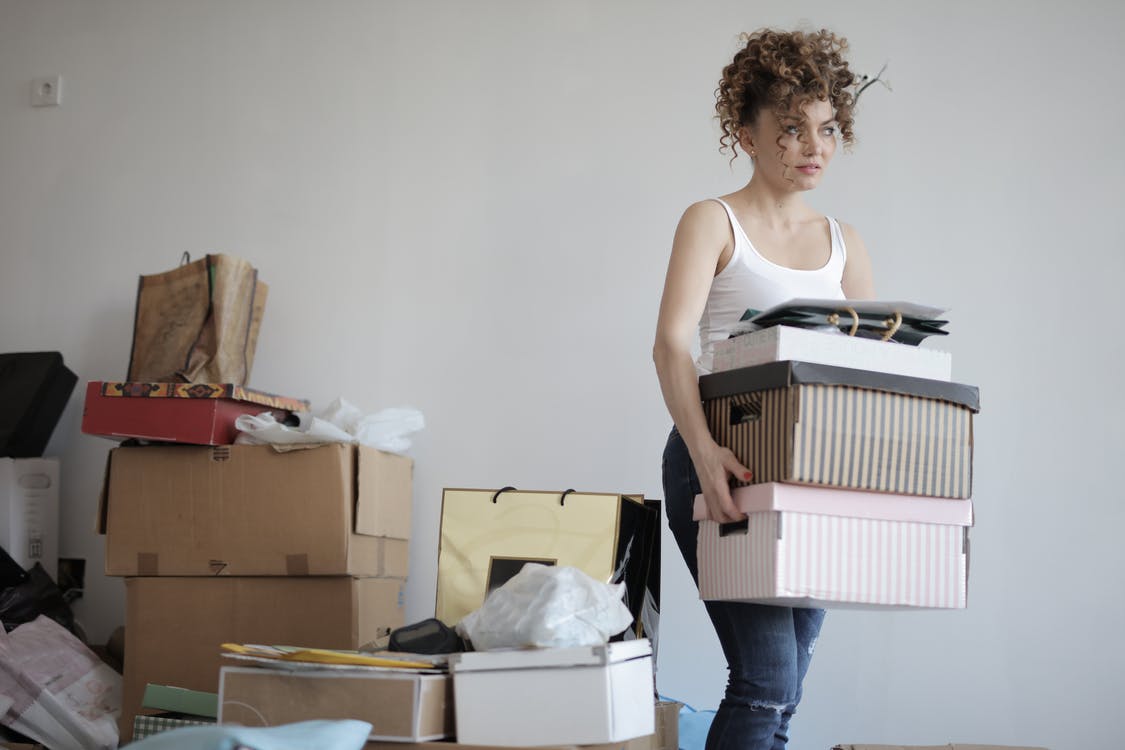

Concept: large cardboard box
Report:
left=700, top=361, right=980, bottom=498
left=219, top=665, right=452, bottom=741
left=448, top=640, right=655, bottom=747
left=82, top=381, right=308, bottom=446
left=695, top=484, right=972, bottom=609
left=0, top=458, right=58, bottom=579
left=121, top=576, right=404, bottom=742
left=99, top=443, right=411, bottom=576
left=711, top=325, right=952, bottom=380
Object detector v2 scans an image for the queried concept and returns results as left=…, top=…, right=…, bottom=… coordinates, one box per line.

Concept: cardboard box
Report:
left=81, top=380, right=308, bottom=446
left=99, top=443, right=411, bottom=576
left=121, top=575, right=405, bottom=743
left=436, top=489, right=657, bottom=631
left=448, top=640, right=655, bottom=747
left=700, top=361, right=979, bottom=498
left=695, top=484, right=972, bottom=609
left=711, top=325, right=952, bottom=380
left=653, top=700, right=680, bottom=750
left=0, top=458, right=58, bottom=579
left=219, top=666, right=452, bottom=741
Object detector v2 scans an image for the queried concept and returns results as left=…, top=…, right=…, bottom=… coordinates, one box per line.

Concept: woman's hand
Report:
left=690, top=438, right=753, bottom=523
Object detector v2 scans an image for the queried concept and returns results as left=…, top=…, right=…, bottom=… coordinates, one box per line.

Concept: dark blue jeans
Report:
left=662, top=427, right=825, bottom=750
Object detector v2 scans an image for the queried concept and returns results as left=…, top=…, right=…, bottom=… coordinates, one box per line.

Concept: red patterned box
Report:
left=81, top=381, right=308, bottom=446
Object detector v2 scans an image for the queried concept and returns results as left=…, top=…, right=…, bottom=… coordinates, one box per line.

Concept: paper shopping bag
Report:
left=126, top=254, right=267, bottom=385
left=435, top=488, right=658, bottom=636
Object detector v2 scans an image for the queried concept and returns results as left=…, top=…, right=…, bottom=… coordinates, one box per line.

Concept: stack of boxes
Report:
left=695, top=323, right=979, bottom=609
left=90, top=405, right=414, bottom=741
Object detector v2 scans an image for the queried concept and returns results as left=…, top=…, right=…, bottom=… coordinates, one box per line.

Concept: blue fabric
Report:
left=122, top=719, right=372, bottom=750
left=666, top=697, right=717, bottom=750
left=662, top=428, right=825, bottom=750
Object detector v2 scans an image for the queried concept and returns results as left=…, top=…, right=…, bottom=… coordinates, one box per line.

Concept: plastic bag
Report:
left=235, top=398, right=424, bottom=455
left=0, top=563, right=76, bottom=636
left=455, top=564, right=634, bottom=651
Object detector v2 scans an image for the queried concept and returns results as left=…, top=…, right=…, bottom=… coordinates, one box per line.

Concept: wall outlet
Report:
left=31, top=76, right=62, bottom=107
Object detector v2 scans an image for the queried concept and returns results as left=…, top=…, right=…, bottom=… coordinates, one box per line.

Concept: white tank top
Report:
left=696, top=198, right=847, bottom=374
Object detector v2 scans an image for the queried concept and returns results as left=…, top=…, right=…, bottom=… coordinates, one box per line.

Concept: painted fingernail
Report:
left=743, top=472, right=752, bottom=480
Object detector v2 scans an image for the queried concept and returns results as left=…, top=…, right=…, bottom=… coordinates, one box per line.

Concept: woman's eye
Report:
left=822, top=126, right=837, bottom=136
left=784, top=125, right=800, bottom=135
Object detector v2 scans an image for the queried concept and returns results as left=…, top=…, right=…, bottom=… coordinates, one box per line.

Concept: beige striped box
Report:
left=694, top=483, right=972, bottom=609
left=700, top=361, right=979, bottom=498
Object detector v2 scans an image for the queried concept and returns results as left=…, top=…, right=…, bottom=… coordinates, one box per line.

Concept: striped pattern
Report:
left=705, top=384, right=973, bottom=498
left=698, top=512, right=967, bottom=609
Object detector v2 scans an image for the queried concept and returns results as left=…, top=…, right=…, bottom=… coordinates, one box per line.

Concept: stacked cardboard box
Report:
left=697, top=326, right=980, bottom=608
left=97, top=442, right=412, bottom=742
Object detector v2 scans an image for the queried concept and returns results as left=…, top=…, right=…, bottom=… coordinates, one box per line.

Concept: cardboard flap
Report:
left=355, top=448, right=412, bottom=539
left=95, top=450, right=113, bottom=535
left=699, top=360, right=980, bottom=412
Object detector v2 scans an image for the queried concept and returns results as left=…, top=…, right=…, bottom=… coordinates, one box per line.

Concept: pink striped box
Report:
left=693, top=484, right=972, bottom=609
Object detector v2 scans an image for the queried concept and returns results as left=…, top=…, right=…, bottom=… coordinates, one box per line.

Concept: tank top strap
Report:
left=826, top=216, right=848, bottom=266
left=710, top=198, right=745, bottom=264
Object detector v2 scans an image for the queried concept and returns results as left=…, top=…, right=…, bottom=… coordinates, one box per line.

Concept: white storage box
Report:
left=448, top=640, right=655, bottom=747
left=694, top=484, right=972, bottom=609
left=0, top=458, right=59, bottom=579
left=711, top=325, right=952, bottom=380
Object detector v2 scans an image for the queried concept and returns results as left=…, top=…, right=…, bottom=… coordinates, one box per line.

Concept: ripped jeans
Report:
left=662, top=427, right=825, bottom=750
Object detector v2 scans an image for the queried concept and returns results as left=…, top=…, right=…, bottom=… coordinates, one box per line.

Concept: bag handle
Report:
left=826, top=306, right=859, bottom=336
left=491, top=487, right=577, bottom=506
left=879, top=311, right=903, bottom=341
left=826, top=306, right=904, bottom=342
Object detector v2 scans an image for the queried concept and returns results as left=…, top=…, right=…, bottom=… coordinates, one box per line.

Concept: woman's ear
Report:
left=737, top=126, right=756, bottom=158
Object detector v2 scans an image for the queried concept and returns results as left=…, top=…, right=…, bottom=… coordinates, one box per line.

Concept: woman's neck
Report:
left=736, top=174, right=814, bottom=229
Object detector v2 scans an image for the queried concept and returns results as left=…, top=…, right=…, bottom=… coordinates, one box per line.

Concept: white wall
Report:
left=2, top=2, right=1122, bottom=748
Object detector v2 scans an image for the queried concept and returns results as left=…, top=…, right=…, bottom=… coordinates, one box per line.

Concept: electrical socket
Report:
left=31, top=76, right=62, bottom=107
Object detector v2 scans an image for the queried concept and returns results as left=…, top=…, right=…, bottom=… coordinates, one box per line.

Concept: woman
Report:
left=653, top=28, right=875, bottom=750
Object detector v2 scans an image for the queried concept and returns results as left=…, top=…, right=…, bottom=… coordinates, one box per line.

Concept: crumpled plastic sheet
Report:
left=456, top=564, right=634, bottom=651
left=235, top=398, right=424, bottom=455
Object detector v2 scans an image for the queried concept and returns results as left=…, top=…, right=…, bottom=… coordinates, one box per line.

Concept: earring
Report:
left=749, top=149, right=757, bottom=157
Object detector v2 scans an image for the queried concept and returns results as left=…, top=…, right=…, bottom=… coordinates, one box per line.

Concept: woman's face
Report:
left=741, top=98, right=839, bottom=191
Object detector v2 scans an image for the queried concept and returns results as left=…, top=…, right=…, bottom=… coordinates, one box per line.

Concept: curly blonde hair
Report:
left=716, top=28, right=856, bottom=159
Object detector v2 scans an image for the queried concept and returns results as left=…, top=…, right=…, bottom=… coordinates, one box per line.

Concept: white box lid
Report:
left=693, top=483, right=973, bottom=526
left=448, top=639, right=651, bottom=673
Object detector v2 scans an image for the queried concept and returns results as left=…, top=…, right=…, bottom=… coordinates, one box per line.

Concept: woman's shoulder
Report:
left=676, top=198, right=732, bottom=236
left=832, top=218, right=866, bottom=247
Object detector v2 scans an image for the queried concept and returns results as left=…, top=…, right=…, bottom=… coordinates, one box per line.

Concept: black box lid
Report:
left=699, top=360, right=980, bottom=413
